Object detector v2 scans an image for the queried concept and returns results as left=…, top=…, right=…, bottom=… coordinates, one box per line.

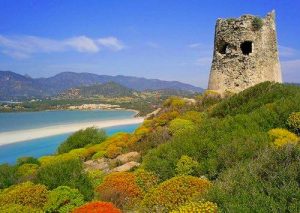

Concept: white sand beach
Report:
left=0, top=117, right=144, bottom=146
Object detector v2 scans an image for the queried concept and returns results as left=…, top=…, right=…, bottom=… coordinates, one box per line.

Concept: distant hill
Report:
left=0, top=71, right=44, bottom=100
left=0, top=71, right=203, bottom=100
left=59, top=82, right=136, bottom=98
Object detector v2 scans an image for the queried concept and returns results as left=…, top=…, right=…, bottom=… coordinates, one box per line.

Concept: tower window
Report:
left=218, top=41, right=229, bottom=54
left=240, top=41, right=252, bottom=55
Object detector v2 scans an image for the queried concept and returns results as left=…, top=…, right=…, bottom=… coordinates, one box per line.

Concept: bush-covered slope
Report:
left=1, top=82, right=300, bottom=212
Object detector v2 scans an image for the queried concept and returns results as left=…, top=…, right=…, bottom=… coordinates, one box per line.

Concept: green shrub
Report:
left=141, top=176, right=211, bottom=212
left=44, top=186, right=85, bottom=213
left=57, top=127, right=107, bottom=154
left=16, top=156, right=40, bottom=166
left=135, top=169, right=159, bottom=193
left=36, top=158, right=93, bottom=200
left=0, top=181, right=48, bottom=208
left=0, top=164, right=17, bottom=189
left=92, top=150, right=106, bottom=159
left=206, top=145, right=300, bottom=212
left=195, top=90, right=222, bottom=111
left=179, top=110, right=204, bottom=124
left=252, top=17, right=263, bottom=30
left=163, top=96, right=186, bottom=108
left=169, top=118, right=196, bottom=136
left=175, top=155, right=200, bottom=176
left=16, top=163, right=39, bottom=182
left=87, top=169, right=105, bottom=188
left=287, top=112, right=300, bottom=135
left=143, top=82, right=300, bottom=180
left=210, top=82, right=297, bottom=118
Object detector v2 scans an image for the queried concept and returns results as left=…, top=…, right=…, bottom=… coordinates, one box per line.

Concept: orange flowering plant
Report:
left=96, top=172, right=142, bottom=208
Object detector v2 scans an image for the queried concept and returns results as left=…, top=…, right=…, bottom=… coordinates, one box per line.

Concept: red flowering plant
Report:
left=72, top=201, right=121, bottom=213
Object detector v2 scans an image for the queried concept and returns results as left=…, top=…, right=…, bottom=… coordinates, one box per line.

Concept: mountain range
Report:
left=0, top=71, right=203, bottom=100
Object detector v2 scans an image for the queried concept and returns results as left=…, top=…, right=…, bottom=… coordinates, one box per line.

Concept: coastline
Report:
left=0, top=117, right=144, bottom=146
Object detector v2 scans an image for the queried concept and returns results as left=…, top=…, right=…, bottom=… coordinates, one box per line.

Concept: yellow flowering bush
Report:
left=135, top=169, right=159, bottom=193
left=92, top=150, right=106, bottom=159
left=0, top=204, right=42, bottom=213
left=68, top=148, right=90, bottom=159
left=0, top=181, right=48, bottom=208
left=175, top=155, right=199, bottom=176
left=287, top=112, right=300, bottom=135
left=16, top=163, right=39, bottom=182
left=38, top=153, right=79, bottom=166
left=141, top=176, right=211, bottom=212
left=163, top=97, right=186, bottom=108
left=179, top=111, right=204, bottom=124
left=268, top=128, right=299, bottom=148
left=171, top=201, right=218, bottom=213
left=169, top=118, right=196, bottom=136
left=153, top=111, right=180, bottom=127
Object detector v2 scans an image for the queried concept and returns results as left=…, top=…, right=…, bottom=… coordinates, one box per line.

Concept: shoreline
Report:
left=0, top=107, right=140, bottom=115
left=0, top=117, right=144, bottom=146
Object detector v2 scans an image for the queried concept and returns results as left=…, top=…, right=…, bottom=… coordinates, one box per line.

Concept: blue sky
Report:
left=0, top=0, right=299, bottom=87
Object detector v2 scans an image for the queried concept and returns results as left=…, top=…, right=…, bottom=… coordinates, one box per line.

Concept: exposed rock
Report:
left=208, top=10, right=282, bottom=94
left=84, top=158, right=110, bottom=172
left=84, top=152, right=141, bottom=173
left=111, top=161, right=141, bottom=172
left=114, top=151, right=141, bottom=164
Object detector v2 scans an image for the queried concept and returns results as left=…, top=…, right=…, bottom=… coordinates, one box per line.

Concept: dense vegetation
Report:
left=60, top=82, right=135, bottom=98
left=0, top=87, right=196, bottom=116
left=0, top=82, right=300, bottom=212
left=57, top=127, right=107, bottom=154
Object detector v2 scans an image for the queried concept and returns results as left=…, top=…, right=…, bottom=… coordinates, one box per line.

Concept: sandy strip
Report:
left=0, top=117, right=144, bottom=146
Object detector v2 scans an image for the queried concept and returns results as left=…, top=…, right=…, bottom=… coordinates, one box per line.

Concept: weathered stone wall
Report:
left=208, top=10, right=282, bottom=93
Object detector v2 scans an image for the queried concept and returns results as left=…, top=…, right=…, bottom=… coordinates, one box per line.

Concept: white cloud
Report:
left=188, top=43, right=204, bottom=49
left=97, top=37, right=125, bottom=51
left=279, top=45, right=298, bottom=57
left=0, top=35, right=125, bottom=58
left=65, top=36, right=99, bottom=53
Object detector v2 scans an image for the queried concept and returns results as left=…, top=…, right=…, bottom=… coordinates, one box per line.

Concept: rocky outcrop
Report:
left=84, top=158, right=110, bottom=172
left=208, top=10, right=282, bottom=94
left=114, top=151, right=141, bottom=164
left=84, top=151, right=141, bottom=173
left=111, top=161, right=141, bottom=172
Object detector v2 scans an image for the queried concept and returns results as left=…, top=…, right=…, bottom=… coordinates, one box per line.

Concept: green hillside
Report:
left=1, top=82, right=300, bottom=212
left=59, top=82, right=136, bottom=98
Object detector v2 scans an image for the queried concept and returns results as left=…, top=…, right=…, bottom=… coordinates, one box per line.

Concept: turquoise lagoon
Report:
left=0, top=110, right=140, bottom=164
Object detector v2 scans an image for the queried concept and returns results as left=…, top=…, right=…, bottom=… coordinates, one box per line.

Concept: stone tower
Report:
left=208, top=10, right=282, bottom=93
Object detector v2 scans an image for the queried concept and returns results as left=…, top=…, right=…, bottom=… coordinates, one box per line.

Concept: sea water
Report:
left=0, top=110, right=140, bottom=164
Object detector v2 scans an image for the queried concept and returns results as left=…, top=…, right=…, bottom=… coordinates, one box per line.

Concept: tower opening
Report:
left=240, top=41, right=252, bottom=55
left=218, top=42, right=229, bottom=54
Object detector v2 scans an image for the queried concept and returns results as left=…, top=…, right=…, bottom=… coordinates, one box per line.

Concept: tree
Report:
left=57, top=127, right=107, bottom=154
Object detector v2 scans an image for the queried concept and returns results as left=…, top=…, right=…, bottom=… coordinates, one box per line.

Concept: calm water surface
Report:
left=0, top=110, right=139, bottom=164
